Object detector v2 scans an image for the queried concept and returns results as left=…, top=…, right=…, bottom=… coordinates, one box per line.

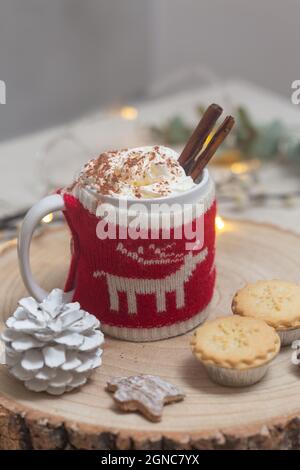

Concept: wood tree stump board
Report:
left=1, top=220, right=300, bottom=450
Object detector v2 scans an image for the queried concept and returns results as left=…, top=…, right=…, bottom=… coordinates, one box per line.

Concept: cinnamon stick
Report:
left=190, top=115, right=235, bottom=181
left=178, top=104, right=223, bottom=169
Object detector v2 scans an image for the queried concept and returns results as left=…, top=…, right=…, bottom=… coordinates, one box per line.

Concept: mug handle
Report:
left=18, top=194, right=74, bottom=302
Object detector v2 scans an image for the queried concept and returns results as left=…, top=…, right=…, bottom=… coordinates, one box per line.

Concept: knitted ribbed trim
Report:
left=71, top=178, right=215, bottom=229
left=100, top=302, right=212, bottom=342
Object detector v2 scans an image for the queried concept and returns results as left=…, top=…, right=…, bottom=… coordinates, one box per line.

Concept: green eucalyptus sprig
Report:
left=150, top=106, right=300, bottom=167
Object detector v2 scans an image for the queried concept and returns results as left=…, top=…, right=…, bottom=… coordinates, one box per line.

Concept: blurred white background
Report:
left=0, top=0, right=299, bottom=141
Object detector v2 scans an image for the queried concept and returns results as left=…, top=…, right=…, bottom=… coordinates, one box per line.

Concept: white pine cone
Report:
left=291, top=340, right=300, bottom=365
left=1, top=289, right=104, bottom=395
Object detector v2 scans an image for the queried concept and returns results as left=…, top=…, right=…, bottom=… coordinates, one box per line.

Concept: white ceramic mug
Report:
left=18, top=169, right=217, bottom=341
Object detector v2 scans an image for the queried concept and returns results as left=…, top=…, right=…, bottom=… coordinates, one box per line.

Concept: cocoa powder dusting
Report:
left=75, top=146, right=192, bottom=198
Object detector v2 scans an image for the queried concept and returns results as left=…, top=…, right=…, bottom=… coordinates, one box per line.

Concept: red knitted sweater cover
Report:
left=62, top=192, right=216, bottom=341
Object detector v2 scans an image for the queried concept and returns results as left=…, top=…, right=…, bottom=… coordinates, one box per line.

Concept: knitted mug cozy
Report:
left=62, top=175, right=216, bottom=341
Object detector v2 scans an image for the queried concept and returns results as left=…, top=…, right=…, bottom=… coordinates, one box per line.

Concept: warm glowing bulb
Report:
left=231, top=159, right=260, bottom=175
left=42, top=213, right=54, bottom=224
left=215, top=215, right=225, bottom=231
left=230, top=162, right=250, bottom=174
left=120, top=106, right=138, bottom=120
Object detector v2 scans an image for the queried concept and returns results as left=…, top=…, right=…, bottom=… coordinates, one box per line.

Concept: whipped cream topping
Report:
left=76, top=146, right=196, bottom=199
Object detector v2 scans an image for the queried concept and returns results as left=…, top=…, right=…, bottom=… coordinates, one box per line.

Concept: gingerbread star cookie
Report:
left=106, top=375, right=185, bottom=422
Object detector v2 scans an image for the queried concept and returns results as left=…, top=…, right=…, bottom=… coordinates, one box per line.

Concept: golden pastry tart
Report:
left=232, top=280, right=300, bottom=331
left=191, top=315, right=280, bottom=371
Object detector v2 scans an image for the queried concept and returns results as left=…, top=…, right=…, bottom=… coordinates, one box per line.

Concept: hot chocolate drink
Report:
left=18, top=103, right=234, bottom=341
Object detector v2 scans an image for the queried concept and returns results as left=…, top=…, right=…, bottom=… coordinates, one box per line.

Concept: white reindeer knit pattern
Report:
left=93, top=248, right=208, bottom=314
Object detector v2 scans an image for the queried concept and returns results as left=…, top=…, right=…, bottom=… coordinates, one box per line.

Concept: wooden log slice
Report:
left=0, top=220, right=300, bottom=450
